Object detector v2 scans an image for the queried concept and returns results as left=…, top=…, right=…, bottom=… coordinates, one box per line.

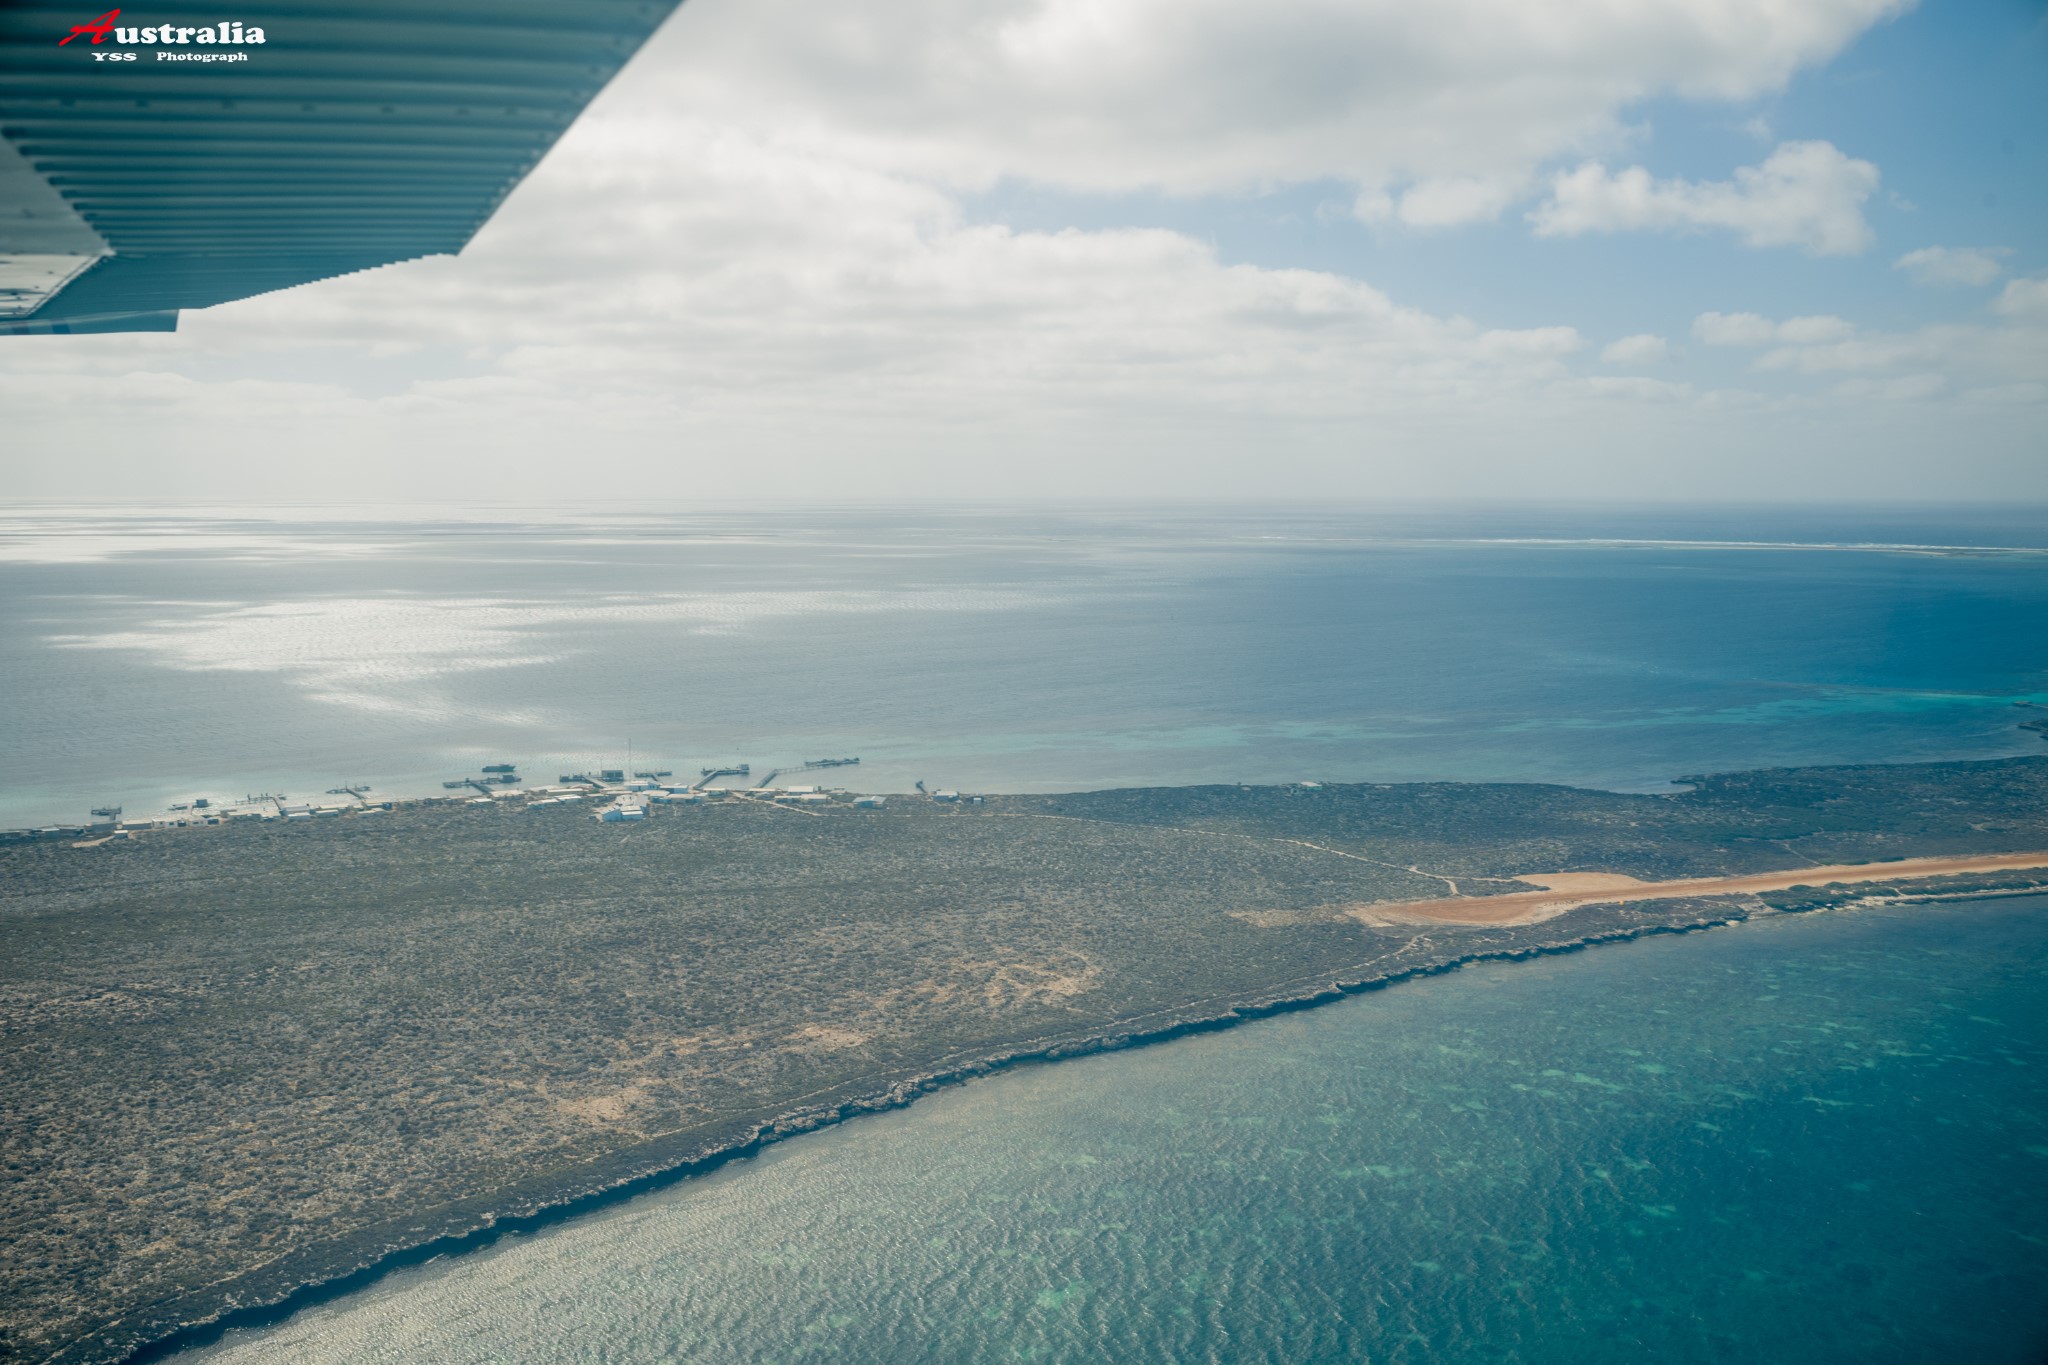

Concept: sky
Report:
left=3, top=0, right=2045, bottom=504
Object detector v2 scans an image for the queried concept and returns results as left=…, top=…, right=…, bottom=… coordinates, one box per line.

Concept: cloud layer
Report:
left=2, top=0, right=2041, bottom=504
left=651, top=0, right=1906, bottom=201
left=1531, top=141, right=1880, bottom=254
left=1894, top=245, right=2011, bottom=287
left=1689, top=301, right=2048, bottom=410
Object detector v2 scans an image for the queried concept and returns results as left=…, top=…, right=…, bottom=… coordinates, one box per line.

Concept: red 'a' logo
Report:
left=58, top=9, right=119, bottom=44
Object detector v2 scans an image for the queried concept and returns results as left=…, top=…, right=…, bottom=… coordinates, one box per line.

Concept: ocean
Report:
left=9, top=502, right=2047, bottom=1362
left=182, top=894, right=2048, bottom=1364
left=2, top=503, right=2045, bottom=827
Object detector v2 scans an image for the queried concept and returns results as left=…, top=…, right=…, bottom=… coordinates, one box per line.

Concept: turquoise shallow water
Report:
left=186, top=896, right=2048, bottom=1365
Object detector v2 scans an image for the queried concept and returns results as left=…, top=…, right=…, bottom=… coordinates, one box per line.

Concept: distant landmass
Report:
left=4, top=758, right=2047, bottom=1364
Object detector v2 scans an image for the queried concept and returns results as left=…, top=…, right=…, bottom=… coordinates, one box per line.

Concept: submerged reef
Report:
left=2, top=757, right=2046, bottom=1364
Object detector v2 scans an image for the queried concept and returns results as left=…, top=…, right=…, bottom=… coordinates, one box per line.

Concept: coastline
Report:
left=78, top=871, right=2048, bottom=1365
left=10, top=755, right=2048, bottom=1365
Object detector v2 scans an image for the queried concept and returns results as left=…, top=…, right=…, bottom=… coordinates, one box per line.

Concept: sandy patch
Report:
left=1229, top=908, right=1341, bottom=928
left=554, top=1082, right=654, bottom=1126
left=1345, top=852, right=2048, bottom=928
left=868, top=954, right=1104, bottom=1017
left=979, top=960, right=1101, bottom=1008
left=790, top=1024, right=873, bottom=1051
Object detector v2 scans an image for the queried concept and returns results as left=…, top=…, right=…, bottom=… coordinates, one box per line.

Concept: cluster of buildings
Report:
left=17, top=760, right=997, bottom=845
left=7, top=793, right=396, bottom=843
left=585, top=780, right=891, bottom=822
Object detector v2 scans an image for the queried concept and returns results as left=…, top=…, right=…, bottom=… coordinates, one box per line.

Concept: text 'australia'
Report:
left=60, top=11, right=268, bottom=45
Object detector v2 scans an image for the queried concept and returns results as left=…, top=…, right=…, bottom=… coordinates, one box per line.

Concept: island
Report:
left=3, top=757, right=2047, bottom=1364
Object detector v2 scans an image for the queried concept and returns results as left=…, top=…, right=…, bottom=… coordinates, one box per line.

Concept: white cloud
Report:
left=1894, top=245, right=2011, bottom=287
left=1755, top=334, right=1917, bottom=373
left=1693, top=312, right=1853, bottom=346
left=1747, top=316, right=2047, bottom=388
left=7, top=0, right=2045, bottom=504
left=1676, top=295, right=2048, bottom=412
left=1391, top=176, right=1529, bottom=228
left=1994, top=277, right=2048, bottom=321
left=1529, top=141, right=1880, bottom=254
left=6, top=84, right=2042, bottom=506
left=1352, top=187, right=1396, bottom=223
left=1602, top=334, right=1672, bottom=366
left=1474, top=326, right=1586, bottom=363
left=651, top=0, right=1903, bottom=198
left=0, top=118, right=1629, bottom=498
left=1776, top=314, right=1856, bottom=344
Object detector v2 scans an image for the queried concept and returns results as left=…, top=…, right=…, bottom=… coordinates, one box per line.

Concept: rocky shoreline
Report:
left=85, top=872, right=2048, bottom=1365
left=6, top=757, right=2047, bottom=1364
left=92, top=905, right=1752, bottom=1364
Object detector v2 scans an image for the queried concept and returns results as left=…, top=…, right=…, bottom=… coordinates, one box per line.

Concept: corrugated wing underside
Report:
left=0, top=0, right=684, bottom=333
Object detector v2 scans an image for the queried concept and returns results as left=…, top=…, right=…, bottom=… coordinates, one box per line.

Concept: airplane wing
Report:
left=0, top=0, right=685, bottom=335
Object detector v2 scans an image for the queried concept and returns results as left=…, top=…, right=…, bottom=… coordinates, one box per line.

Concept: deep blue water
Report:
left=3, top=503, right=2045, bottom=825
left=184, top=895, right=2048, bottom=1364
